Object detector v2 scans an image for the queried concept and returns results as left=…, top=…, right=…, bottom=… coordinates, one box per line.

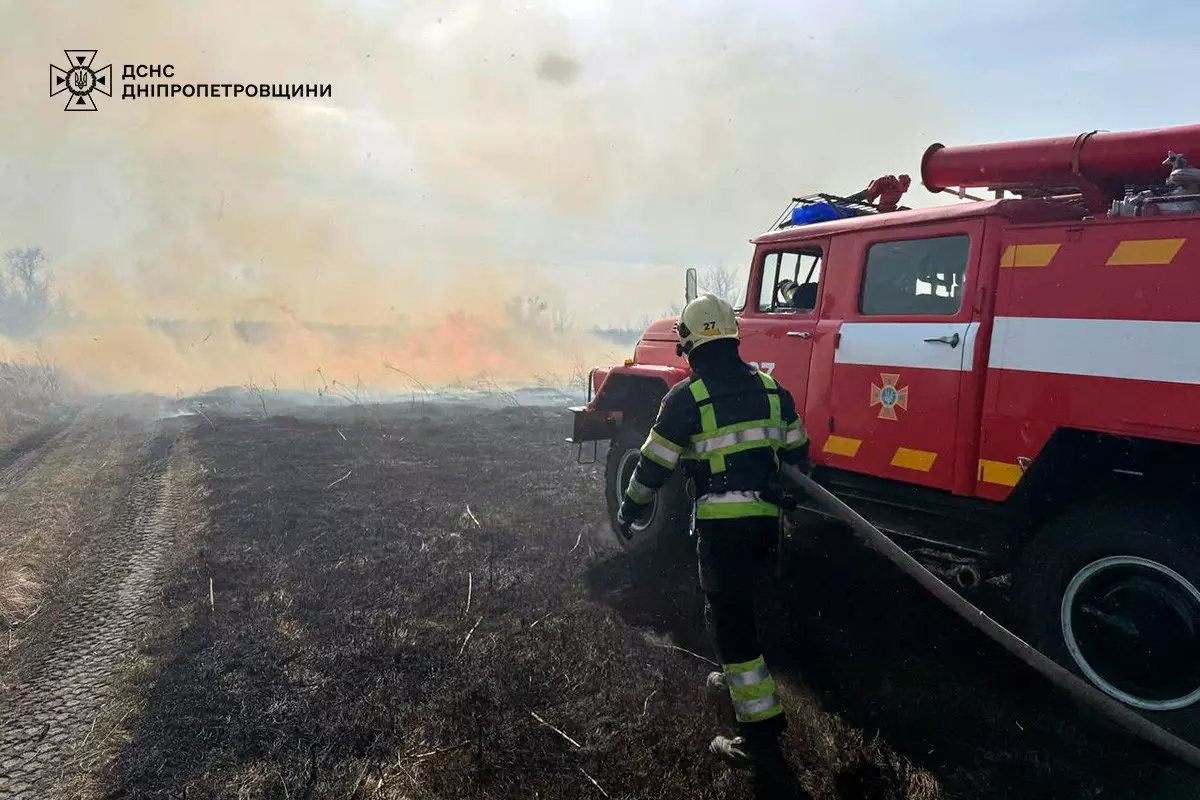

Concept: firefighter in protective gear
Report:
left=616, top=293, right=811, bottom=770
left=776, top=278, right=818, bottom=311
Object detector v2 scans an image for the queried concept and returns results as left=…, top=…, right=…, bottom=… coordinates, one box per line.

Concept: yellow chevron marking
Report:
left=999, top=243, right=1061, bottom=268
left=822, top=435, right=862, bottom=458
left=890, top=447, right=937, bottom=472
left=1106, top=238, right=1186, bottom=266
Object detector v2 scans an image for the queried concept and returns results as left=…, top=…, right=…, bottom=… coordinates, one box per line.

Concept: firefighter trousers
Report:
left=697, top=515, right=787, bottom=740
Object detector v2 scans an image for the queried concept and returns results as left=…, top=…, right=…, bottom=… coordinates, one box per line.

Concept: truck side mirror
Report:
left=685, top=268, right=698, bottom=304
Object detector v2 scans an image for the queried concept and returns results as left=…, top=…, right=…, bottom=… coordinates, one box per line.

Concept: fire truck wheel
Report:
left=605, top=422, right=691, bottom=554
left=1016, top=501, right=1200, bottom=737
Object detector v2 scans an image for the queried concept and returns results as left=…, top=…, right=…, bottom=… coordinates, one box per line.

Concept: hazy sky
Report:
left=0, top=1, right=1197, bottom=389
left=5, top=1, right=1197, bottom=319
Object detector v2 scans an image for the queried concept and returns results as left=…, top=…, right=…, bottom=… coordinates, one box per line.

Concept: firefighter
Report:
left=776, top=278, right=818, bottom=311
left=616, top=293, right=811, bottom=769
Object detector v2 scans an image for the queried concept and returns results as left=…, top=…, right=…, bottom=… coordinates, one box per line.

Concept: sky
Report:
left=0, top=0, right=1197, bottom=391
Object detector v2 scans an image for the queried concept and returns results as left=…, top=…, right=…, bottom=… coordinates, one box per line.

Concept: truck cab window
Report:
left=757, top=249, right=822, bottom=313
left=859, top=235, right=969, bottom=316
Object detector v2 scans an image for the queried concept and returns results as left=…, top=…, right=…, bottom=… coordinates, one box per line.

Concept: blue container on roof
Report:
left=790, top=201, right=851, bottom=226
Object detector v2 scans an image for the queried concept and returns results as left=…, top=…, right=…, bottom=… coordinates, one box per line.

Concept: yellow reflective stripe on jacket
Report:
left=688, top=378, right=723, bottom=472
left=685, top=373, right=790, bottom=475
left=689, top=379, right=718, bottom=435
left=691, top=418, right=781, bottom=443
left=696, top=491, right=779, bottom=519
left=689, top=425, right=784, bottom=454
left=625, top=474, right=656, bottom=504
left=759, top=372, right=781, bottom=423
left=640, top=429, right=682, bottom=469
left=685, top=440, right=779, bottom=463
left=784, top=419, right=808, bottom=448
left=759, top=373, right=782, bottom=469
left=697, top=502, right=779, bottom=519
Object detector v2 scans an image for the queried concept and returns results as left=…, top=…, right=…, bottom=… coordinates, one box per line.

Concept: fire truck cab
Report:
left=570, top=124, right=1200, bottom=739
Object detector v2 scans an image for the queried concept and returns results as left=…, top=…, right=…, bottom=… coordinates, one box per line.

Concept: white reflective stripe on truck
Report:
left=835, top=321, right=980, bottom=372
left=990, top=317, right=1200, bottom=385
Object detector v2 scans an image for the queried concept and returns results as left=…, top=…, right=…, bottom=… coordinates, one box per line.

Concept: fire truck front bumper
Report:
left=566, top=407, right=618, bottom=444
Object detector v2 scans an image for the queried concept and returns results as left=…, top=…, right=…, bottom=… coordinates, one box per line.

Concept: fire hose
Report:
left=779, top=464, right=1200, bottom=771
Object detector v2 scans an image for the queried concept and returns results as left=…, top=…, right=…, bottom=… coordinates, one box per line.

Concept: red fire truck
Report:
left=569, top=124, right=1200, bottom=737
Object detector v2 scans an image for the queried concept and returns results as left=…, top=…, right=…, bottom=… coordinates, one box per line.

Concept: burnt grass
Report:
left=102, top=404, right=1192, bottom=799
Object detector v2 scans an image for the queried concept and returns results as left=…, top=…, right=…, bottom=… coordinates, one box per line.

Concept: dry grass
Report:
left=0, top=357, right=62, bottom=449
left=0, top=561, right=41, bottom=625
left=0, top=357, right=65, bottom=628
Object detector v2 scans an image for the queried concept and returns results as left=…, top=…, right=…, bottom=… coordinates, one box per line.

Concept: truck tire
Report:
left=604, top=421, right=691, bottom=554
left=1015, top=500, right=1200, bottom=739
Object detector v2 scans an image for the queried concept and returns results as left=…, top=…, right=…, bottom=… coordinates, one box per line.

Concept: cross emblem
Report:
left=50, top=50, right=112, bottom=111
left=870, top=373, right=909, bottom=420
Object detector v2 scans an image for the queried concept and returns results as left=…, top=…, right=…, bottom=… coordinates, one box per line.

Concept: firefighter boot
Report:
left=706, top=671, right=736, bottom=726
left=708, top=734, right=785, bottom=771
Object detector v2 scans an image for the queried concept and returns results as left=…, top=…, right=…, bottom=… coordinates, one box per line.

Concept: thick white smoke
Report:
left=0, top=0, right=956, bottom=393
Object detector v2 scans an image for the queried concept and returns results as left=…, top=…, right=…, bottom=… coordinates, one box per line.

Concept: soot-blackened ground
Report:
left=89, top=404, right=1191, bottom=799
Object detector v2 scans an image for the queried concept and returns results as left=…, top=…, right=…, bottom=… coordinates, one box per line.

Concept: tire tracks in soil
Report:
left=0, top=428, right=195, bottom=798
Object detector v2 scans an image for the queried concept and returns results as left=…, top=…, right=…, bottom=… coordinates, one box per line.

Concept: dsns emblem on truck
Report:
left=870, top=373, right=909, bottom=420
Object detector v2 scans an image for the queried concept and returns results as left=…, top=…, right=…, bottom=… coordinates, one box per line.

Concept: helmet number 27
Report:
left=747, top=361, right=776, bottom=376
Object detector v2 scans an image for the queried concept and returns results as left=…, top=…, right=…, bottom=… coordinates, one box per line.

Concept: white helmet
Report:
left=677, top=293, right=739, bottom=357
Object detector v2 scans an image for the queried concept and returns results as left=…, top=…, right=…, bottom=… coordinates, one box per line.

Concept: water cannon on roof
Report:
left=921, top=123, right=1200, bottom=216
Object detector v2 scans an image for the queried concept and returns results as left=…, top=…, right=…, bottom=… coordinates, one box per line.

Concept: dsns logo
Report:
left=50, top=50, right=112, bottom=110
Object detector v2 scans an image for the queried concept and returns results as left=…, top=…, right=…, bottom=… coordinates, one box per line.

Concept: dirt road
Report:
left=0, top=400, right=206, bottom=798
left=0, top=399, right=1192, bottom=799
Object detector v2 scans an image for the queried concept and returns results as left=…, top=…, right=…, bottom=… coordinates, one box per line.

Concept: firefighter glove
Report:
left=616, top=498, right=646, bottom=540
left=761, top=474, right=799, bottom=511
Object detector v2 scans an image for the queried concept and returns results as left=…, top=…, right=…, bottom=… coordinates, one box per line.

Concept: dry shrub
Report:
left=0, top=356, right=63, bottom=448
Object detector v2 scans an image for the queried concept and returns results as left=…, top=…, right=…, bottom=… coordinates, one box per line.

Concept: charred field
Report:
left=0, top=400, right=1194, bottom=799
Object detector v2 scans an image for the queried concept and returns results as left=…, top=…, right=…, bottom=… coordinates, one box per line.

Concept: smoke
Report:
left=0, top=0, right=956, bottom=394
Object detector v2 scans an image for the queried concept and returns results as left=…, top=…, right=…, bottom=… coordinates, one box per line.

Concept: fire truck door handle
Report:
left=923, top=332, right=960, bottom=348
left=786, top=331, right=812, bottom=339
